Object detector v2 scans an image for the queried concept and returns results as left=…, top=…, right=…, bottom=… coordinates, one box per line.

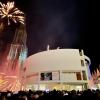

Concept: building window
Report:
left=82, top=71, right=87, bottom=80
left=81, top=60, right=84, bottom=66
left=79, top=51, right=82, bottom=56
left=76, top=72, right=82, bottom=80
left=40, top=72, right=52, bottom=81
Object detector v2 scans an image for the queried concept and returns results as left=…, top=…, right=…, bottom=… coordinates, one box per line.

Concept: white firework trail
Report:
left=0, top=1, right=24, bottom=25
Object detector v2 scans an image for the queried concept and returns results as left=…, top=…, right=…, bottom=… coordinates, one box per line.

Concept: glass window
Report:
left=76, top=72, right=82, bottom=80
left=79, top=52, right=82, bottom=56
left=81, top=60, right=84, bottom=66
left=40, top=72, right=52, bottom=81
left=82, top=71, right=87, bottom=80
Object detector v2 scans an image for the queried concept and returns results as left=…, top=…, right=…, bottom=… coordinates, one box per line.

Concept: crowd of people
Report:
left=0, top=89, right=100, bottom=100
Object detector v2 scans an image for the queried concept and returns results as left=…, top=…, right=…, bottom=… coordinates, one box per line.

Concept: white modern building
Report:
left=23, top=49, right=91, bottom=91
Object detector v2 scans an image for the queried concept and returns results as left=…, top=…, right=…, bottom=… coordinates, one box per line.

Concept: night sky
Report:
left=1, top=0, right=99, bottom=72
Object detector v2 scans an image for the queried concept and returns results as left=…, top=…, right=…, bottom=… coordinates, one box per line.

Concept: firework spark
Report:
left=0, top=1, right=24, bottom=25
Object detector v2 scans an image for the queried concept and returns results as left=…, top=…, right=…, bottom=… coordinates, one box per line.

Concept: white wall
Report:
left=24, top=49, right=86, bottom=75
left=61, top=73, right=77, bottom=82
left=26, top=73, right=39, bottom=84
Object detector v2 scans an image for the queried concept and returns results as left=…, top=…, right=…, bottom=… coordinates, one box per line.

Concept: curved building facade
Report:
left=24, top=49, right=91, bottom=91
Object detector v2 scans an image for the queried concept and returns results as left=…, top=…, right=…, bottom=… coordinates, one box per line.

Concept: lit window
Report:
left=76, top=72, right=82, bottom=80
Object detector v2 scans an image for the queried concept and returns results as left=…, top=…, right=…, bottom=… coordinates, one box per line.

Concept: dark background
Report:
left=0, top=0, right=99, bottom=72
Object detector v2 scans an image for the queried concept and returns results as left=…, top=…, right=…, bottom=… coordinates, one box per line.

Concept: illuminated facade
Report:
left=24, top=49, right=91, bottom=91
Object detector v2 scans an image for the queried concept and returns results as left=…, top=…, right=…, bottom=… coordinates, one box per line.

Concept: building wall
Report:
left=23, top=49, right=90, bottom=90
left=25, top=49, right=87, bottom=73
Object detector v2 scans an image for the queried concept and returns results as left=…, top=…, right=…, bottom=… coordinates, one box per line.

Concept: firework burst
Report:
left=0, top=1, right=24, bottom=25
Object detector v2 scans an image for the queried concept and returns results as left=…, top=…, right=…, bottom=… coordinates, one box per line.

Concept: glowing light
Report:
left=0, top=73, right=21, bottom=91
left=0, top=1, right=24, bottom=25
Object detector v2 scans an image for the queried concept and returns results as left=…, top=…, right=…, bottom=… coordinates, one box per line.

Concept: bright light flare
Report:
left=0, top=73, right=21, bottom=91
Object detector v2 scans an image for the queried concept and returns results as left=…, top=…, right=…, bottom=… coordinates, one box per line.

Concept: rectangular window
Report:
left=76, top=72, right=82, bottom=80
left=79, top=52, right=82, bottom=56
left=82, top=71, right=87, bottom=80
left=81, top=60, right=84, bottom=66
left=40, top=72, right=52, bottom=81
